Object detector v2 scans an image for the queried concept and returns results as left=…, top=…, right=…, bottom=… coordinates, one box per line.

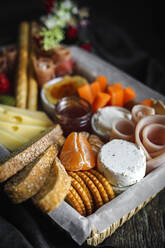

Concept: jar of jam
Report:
left=54, top=96, right=92, bottom=136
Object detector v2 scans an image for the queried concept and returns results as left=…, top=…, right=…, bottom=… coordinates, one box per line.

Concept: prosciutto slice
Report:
left=132, top=105, right=155, bottom=124
left=135, top=115, right=165, bottom=173
left=32, top=56, right=55, bottom=86
left=111, top=118, right=135, bottom=142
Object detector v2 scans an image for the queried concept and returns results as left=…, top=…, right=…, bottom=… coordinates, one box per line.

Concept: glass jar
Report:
left=54, top=96, right=92, bottom=136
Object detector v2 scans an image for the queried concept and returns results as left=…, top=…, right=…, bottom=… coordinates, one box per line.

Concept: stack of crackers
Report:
left=67, top=170, right=115, bottom=216
left=65, top=132, right=115, bottom=216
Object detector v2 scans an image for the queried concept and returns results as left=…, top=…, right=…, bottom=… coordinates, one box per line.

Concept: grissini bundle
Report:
left=27, top=22, right=38, bottom=111
left=15, top=22, right=29, bottom=108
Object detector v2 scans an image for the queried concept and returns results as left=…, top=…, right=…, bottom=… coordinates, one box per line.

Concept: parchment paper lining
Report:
left=49, top=165, right=165, bottom=245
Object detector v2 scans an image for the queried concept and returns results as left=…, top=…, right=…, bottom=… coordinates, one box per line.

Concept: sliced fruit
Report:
left=90, top=81, right=101, bottom=100
left=123, top=87, right=136, bottom=104
left=77, top=83, right=93, bottom=104
left=60, top=132, right=96, bottom=171
left=92, top=92, right=111, bottom=112
left=110, top=82, right=123, bottom=89
left=141, top=98, right=152, bottom=107
left=96, top=75, right=108, bottom=92
left=108, top=86, right=124, bottom=107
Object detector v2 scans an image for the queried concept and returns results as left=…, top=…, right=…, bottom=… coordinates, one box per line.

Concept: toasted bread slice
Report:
left=4, top=144, right=58, bottom=203
left=33, top=157, right=71, bottom=213
left=0, top=125, right=63, bottom=182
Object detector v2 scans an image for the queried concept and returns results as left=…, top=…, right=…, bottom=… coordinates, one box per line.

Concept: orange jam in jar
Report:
left=54, top=96, right=92, bottom=136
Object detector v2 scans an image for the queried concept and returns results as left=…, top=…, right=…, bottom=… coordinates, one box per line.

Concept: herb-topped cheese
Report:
left=97, top=139, right=146, bottom=187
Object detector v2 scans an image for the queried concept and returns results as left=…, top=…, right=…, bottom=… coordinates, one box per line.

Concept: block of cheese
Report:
left=0, top=104, right=53, bottom=127
left=97, top=139, right=146, bottom=187
left=0, top=129, right=27, bottom=151
left=0, top=121, right=47, bottom=140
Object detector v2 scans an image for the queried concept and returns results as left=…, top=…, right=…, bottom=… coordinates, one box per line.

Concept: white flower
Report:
left=61, top=0, right=73, bottom=10
left=72, top=6, right=78, bottom=15
left=41, top=15, right=57, bottom=29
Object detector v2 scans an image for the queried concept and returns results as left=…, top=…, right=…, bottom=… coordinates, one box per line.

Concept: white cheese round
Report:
left=97, top=139, right=146, bottom=187
left=92, top=106, right=131, bottom=139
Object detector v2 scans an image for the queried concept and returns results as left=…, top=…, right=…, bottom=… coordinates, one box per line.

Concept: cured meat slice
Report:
left=132, top=105, right=155, bottom=124
left=135, top=115, right=165, bottom=173
left=110, top=118, right=135, bottom=142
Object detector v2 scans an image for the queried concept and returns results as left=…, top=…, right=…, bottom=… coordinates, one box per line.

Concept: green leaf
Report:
left=40, top=26, right=64, bottom=51
left=0, top=95, right=15, bottom=106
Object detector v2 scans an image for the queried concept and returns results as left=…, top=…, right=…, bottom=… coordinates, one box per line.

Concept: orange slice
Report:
left=60, top=132, right=96, bottom=171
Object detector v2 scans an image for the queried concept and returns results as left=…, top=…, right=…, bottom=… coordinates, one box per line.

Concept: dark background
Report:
left=0, top=1, right=165, bottom=248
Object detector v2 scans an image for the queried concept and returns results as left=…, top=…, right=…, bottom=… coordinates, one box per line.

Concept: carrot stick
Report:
left=123, top=87, right=136, bottom=104
left=96, top=75, right=108, bottom=92
left=107, top=86, right=124, bottom=107
left=92, top=92, right=111, bottom=112
left=111, top=82, right=123, bottom=89
left=141, top=98, right=152, bottom=107
left=90, top=81, right=101, bottom=100
left=77, top=83, right=93, bottom=104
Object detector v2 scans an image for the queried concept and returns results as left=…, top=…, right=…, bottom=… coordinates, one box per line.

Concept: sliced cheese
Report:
left=0, top=106, right=53, bottom=127
left=0, top=108, right=53, bottom=127
left=0, top=129, right=26, bottom=151
left=0, top=120, right=48, bottom=140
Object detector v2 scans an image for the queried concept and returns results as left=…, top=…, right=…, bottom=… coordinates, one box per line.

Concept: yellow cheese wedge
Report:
left=0, top=121, right=48, bottom=140
left=0, top=129, right=27, bottom=151
left=0, top=105, right=53, bottom=127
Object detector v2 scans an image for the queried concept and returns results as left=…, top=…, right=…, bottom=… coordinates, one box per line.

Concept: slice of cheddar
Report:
left=0, top=121, right=48, bottom=140
left=0, top=129, right=26, bottom=151
left=0, top=105, right=53, bottom=127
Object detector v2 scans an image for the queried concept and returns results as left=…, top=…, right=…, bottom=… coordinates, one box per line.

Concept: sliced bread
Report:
left=0, top=124, right=63, bottom=183
left=33, top=157, right=71, bottom=213
left=4, top=144, right=58, bottom=203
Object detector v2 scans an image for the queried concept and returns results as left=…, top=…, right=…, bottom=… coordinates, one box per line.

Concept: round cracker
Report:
left=68, top=171, right=93, bottom=209
left=77, top=172, right=103, bottom=209
left=84, top=171, right=109, bottom=204
left=71, top=177, right=93, bottom=216
left=69, top=185, right=86, bottom=216
left=90, top=169, right=115, bottom=200
left=66, top=189, right=84, bottom=216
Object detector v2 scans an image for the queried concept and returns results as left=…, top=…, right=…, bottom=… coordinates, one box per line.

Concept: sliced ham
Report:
left=132, top=105, right=155, bottom=124
left=52, top=46, right=71, bottom=63
left=32, top=56, right=55, bottom=86
left=55, top=58, right=73, bottom=77
left=110, top=118, right=135, bottom=142
left=135, top=115, right=165, bottom=173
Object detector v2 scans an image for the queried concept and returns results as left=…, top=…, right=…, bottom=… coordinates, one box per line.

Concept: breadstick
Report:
left=27, top=22, right=38, bottom=110
left=16, top=22, right=29, bottom=108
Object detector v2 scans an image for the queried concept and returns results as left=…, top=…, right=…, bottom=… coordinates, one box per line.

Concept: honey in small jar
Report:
left=54, top=96, right=92, bottom=136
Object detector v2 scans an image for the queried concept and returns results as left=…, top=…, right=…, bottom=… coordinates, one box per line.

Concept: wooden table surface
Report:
left=98, top=189, right=165, bottom=247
